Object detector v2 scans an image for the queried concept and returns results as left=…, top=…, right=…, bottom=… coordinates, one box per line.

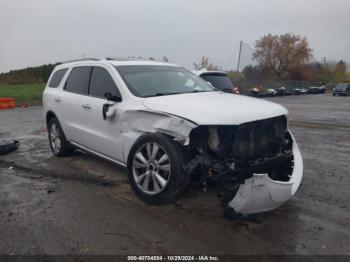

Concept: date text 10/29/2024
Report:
left=127, top=256, right=219, bottom=261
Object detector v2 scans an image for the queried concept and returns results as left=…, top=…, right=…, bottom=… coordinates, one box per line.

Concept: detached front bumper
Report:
left=228, top=132, right=303, bottom=215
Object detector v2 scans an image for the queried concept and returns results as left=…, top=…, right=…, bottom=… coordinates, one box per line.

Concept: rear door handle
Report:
left=54, top=97, right=61, bottom=103
left=82, top=104, right=91, bottom=109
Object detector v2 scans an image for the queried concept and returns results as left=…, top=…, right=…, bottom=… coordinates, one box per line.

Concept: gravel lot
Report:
left=0, top=94, right=349, bottom=255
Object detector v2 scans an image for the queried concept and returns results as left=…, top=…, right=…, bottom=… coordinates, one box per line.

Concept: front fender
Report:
left=120, top=109, right=198, bottom=163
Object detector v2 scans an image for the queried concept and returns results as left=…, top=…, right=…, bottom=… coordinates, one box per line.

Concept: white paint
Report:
left=143, top=91, right=288, bottom=125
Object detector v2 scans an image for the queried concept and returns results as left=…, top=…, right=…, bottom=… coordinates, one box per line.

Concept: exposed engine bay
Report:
left=185, top=115, right=293, bottom=182
left=184, top=115, right=298, bottom=215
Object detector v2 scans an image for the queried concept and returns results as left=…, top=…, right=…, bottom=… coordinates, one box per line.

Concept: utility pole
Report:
left=237, top=41, right=243, bottom=72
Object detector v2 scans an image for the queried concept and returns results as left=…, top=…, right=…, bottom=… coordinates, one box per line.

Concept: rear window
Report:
left=200, top=73, right=232, bottom=91
left=48, top=68, right=67, bottom=88
left=64, top=66, right=91, bottom=94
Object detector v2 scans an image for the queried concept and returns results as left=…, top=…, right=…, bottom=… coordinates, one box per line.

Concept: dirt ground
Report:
left=0, top=94, right=349, bottom=255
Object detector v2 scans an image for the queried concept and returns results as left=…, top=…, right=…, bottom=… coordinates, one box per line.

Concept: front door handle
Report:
left=82, top=104, right=91, bottom=109
left=54, top=97, right=61, bottom=103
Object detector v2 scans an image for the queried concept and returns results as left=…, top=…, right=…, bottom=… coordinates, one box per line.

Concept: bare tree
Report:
left=193, top=56, right=219, bottom=71
left=253, top=33, right=312, bottom=80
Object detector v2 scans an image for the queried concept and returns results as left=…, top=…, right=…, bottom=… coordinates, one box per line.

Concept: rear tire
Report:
left=48, top=117, right=72, bottom=157
left=127, top=133, right=190, bottom=205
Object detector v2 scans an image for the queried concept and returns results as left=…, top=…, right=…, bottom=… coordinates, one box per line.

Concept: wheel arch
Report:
left=121, top=109, right=198, bottom=164
left=46, top=111, right=57, bottom=126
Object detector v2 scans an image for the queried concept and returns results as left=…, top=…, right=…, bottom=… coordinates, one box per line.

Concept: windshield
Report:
left=115, top=65, right=216, bottom=97
left=200, top=73, right=233, bottom=91
left=335, top=83, right=349, bottom=90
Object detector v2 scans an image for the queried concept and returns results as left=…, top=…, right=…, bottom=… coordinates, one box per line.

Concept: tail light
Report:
left=232, top=87, right=240, bottom=94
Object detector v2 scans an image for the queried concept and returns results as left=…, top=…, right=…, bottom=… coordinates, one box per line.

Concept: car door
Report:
left=59, top=66, right=92, bottom=144
left=78, top=66, right=124, bottom=162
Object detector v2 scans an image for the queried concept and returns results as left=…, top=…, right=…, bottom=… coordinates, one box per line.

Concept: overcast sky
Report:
left=0, top=0, right=349, bottom=73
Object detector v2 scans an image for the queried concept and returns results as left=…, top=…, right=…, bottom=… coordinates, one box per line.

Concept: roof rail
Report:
left=106, top=57, right=154, bottom=61
left=63, top=58, right=100, bottom=64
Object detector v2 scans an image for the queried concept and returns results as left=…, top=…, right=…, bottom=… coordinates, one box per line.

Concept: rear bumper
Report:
left=228, top=132, right=303, bottom=215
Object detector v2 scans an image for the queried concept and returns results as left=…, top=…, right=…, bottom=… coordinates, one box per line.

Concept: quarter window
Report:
left=65, top=66, right=91, bottom=94
left=48, top=68, right=67, bottom=88
left=89, top=67, right=119, bottom=98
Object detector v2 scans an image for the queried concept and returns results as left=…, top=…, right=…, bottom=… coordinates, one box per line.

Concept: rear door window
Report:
left=64, top=66, right=91, bottom=94
left=89, top=67, right=120, bottom=98
left=48, top=68, right=68, bottom=88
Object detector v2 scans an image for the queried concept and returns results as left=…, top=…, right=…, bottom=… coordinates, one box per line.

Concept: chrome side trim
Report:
left=70, top=141, right=127, bottom=167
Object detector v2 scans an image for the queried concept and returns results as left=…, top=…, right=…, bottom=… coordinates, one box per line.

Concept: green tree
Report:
left=0, top=63, right=60, bottom=84
left=333, top=60, right=347, bottom=82
left=227, top=70, right=241, bottom=81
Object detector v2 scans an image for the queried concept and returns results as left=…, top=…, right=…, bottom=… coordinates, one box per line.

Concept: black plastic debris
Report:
left=0, top=140, right=19, bottom=156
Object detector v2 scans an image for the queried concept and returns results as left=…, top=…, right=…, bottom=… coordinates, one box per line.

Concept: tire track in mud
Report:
left=0, top=159, right=123, bottom=187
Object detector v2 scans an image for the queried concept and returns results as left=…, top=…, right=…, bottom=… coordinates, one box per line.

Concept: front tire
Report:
left=127, top=133, right=190, bottom=205
left=48, top=117, right=72, bottom=157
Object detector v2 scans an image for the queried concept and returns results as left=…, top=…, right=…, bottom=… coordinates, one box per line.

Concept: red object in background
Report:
left=21, top=103, right=28, bottom=108
left=0, top=97, right=16, bottom=109
left=232, top=87, right=240, bottom=94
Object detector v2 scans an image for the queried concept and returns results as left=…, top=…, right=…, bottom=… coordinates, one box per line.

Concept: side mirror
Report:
left=102, top=92, right=121, bottom=120
left=104, top=92, right=122, bottom=102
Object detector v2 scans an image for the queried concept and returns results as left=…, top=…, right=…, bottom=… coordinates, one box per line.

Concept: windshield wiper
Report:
left=144, top=92, right=184, bottom=97
left=154, top=92, right=184, bottom=96
left=145, top=90, right=215, bottom=98
left=187, top=90, right=217, bottom=93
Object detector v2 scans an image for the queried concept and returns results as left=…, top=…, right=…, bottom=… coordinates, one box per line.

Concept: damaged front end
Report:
left=121, top=109, right=302, bottom=215
left=184, top=115, right=303, bottom=215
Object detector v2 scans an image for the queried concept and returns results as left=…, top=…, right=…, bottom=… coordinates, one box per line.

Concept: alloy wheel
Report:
left=50, top=123, right=61, bottom=154
left=132, top=142, right=171, bottom=195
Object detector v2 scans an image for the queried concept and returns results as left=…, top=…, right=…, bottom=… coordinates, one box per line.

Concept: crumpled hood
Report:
left=143, top=92, right=288, bottom=125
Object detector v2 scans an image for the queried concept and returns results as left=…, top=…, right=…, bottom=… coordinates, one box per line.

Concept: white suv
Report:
left=43, top=58, right=303, bottom=215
